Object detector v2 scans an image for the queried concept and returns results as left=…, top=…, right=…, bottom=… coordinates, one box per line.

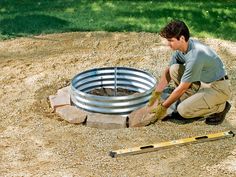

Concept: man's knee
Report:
left=177, top=102, right=193, bottom=118
left=169, top=64, right=179, bottom=78
left=169, top=64, right=184, bottom=80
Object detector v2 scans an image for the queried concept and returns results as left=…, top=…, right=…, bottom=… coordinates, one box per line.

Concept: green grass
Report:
left=0, top=0, right=235, bottom=41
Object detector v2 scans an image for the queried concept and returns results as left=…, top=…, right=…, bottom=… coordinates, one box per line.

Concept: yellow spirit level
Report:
left=110, top=130, right=235, bottom=158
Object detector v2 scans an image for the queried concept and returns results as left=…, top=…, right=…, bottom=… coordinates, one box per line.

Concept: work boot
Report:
left=205, top=101, right=231, bottom=125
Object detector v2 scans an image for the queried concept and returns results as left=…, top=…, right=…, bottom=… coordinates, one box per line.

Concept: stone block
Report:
left=86, top=113, right=128, bottom=129
left=49, top=92, right=70, bottom=112
left=128, top=106, right=156, bottom=127
left=57, top=86, right=70, bottom=95
left=56, top=105, right=87, bottom=124
left=128, top=98, right=160, bottom=127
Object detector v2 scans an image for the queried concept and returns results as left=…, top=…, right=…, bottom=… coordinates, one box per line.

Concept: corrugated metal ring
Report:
left=70, top=67, right=156, bottom=115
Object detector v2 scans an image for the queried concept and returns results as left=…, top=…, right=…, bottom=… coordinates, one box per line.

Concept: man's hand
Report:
left=148, top=91, right=161, bottom=106
left=151, top=103, right=168, bottom=121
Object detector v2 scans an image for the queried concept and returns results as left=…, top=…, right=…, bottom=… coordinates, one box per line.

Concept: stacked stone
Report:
left=49, top=86, right=128, bottom=129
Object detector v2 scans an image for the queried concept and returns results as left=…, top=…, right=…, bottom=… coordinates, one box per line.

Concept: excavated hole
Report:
left=88, top=88, right=138, bottom=96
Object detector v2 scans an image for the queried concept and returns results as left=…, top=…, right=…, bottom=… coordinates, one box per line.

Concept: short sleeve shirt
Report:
left=169, top=39, right=226, bottom=83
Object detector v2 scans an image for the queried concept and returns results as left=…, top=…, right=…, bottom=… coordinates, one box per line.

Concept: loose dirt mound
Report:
left=0, top=32, right=236, bottom=176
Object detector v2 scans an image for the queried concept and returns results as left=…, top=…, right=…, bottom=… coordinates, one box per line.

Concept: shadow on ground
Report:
left=0, top=0, right=235, bottom=41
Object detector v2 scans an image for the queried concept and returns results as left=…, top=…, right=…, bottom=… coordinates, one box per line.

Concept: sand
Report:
left=0, top=32, right=236, bottom=177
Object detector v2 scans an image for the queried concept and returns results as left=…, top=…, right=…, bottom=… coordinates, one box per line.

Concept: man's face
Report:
left=167, top=37, right=181, bottom=50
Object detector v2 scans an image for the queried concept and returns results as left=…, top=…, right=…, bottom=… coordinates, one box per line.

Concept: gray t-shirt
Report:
left=169, top=39, right=226, bottom=83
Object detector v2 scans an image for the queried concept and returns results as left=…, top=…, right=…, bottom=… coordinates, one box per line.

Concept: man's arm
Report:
left=162, top=82, right=191, bottom=108
left=148, top=66, right=171, bottom=107
left=155, top=67, right=171, bottom=92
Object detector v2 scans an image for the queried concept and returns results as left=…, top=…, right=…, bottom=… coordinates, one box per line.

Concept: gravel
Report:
left=0, top=32, right=236, bottom=177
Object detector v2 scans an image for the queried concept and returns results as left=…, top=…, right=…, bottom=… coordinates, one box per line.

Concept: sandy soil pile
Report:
left=0, top=32, right=236, bottom=176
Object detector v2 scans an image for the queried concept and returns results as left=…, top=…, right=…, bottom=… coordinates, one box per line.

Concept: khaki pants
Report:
left=169, top=64, right=231, bottom=118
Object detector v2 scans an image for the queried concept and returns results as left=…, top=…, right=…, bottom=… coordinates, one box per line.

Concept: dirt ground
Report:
left=0, top=32, right=236, bottom=177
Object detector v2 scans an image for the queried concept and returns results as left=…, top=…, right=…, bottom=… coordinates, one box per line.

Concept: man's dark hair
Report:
left=159, top=20, right=190, bottom=41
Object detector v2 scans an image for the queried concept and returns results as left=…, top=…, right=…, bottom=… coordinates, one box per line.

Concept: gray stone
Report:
left=86, top=113, right=128, bottom=129
left=56, top=105, right=87, bottom=124
left=104, top=88, right=115, bottom=96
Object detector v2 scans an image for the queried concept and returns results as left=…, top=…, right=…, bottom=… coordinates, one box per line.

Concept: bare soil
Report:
left=0, top=32, right=236, bottom=177
left=89, top=88, right=137, bottom=96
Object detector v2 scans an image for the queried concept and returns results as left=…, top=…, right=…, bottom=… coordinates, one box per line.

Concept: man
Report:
left=149, top=20, right=231, bottom=125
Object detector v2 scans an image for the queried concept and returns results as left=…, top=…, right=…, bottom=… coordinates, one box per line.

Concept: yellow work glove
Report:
left=148, top=90, right=161, bottom=106
left=151, top=103, right=168, bottom=122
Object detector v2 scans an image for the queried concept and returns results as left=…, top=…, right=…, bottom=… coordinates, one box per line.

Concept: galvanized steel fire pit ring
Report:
left=70, top=67, right=157, bottom=115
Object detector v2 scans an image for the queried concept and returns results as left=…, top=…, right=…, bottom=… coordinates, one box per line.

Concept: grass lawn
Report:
left=0, top=0, right=235, bottom=41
